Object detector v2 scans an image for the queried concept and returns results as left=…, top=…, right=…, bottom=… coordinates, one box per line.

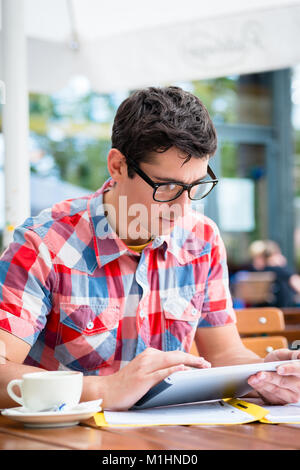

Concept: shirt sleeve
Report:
left=198, top=222, right=236, bottom=328
left=0, top=225, right=56, bottom=346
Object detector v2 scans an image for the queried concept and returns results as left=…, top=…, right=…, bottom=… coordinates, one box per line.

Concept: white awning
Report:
left=1, top=0, right=300, bottom=93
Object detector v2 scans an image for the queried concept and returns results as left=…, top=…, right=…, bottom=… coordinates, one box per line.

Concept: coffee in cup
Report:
left=7, top=371, right=83, bottom=412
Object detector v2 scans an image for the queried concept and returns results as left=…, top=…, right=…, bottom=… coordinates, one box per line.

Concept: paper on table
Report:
left=261, top=403, right=300, bottom=423
left=94, top=396, right=300, bottom=427
left=97, top=399, right=267, bottom=427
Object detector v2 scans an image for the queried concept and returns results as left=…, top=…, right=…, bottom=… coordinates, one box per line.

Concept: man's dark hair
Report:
left=111, top=86, right=217, bottom=178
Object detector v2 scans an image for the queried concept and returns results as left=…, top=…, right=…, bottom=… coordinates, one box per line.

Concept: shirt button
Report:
left=192, top=308, right=198, bottom=316
left=86, top=321, right=94, bottom=330
left=140, top=310, right=145, bottom=318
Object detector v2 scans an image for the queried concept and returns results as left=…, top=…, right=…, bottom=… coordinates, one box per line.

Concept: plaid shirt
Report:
left=0, top=178, right=236, bottom=376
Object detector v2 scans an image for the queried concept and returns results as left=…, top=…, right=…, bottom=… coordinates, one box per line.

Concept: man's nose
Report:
left=168, top=190, right=190, bottom=214
left=177, top=189, right=190, bottom=206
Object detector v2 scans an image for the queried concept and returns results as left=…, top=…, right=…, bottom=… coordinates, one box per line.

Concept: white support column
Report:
left=2, top=0, right=30, bottom=250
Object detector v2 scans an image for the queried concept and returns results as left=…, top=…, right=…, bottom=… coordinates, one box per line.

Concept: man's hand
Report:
left=99, top=347, right=210, bottom=410
left=247, top=349, right=300, bottom=405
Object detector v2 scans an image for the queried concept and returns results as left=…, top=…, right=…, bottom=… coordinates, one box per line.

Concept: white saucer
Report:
left=1, top=401, right=102, bottom=428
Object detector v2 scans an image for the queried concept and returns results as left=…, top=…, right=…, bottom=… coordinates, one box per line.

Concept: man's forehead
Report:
left=146, top=148, right=208, bottom=164
left=143, top=153, right=209, bottom=183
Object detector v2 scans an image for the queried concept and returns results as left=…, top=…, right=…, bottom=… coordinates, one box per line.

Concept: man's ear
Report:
left=107, top=149, right=128, bottom=181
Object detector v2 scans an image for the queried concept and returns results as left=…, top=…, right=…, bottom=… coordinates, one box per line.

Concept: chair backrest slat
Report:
left=235, top=307, right=285, bottom=334
left=190, top=307, right=287, bottom=358
left=242, top=336, right=288, bottom=358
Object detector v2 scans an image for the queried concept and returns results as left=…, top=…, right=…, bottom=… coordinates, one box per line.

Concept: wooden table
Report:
left=1, top=414, right=300, bottom=450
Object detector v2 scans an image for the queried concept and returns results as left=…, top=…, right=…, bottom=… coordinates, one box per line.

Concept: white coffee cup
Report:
left=7, top=371, right=83, bottom=412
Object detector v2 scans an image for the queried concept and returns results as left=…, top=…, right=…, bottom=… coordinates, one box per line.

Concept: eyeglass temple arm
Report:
left=125, top=156, right=157, bottom=188
left=207, top=165, right=218, bottom=181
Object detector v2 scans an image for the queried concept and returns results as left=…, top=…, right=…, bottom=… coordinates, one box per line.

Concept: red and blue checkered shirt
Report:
left=0, top=178, right=236, bottom=375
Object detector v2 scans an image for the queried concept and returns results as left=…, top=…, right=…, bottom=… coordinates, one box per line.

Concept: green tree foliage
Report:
left=192, top=77, right=238, bottom=124
left=29, top=92, right=114, bottom=190
left=41, top=136, right=110, bottom=191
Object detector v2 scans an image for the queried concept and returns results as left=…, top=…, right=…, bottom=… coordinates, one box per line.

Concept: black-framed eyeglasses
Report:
left=126, top=157, right=219, bottom=202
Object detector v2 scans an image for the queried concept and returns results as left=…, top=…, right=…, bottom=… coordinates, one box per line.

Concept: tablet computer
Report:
left=132, top=359, right=300, bottom=409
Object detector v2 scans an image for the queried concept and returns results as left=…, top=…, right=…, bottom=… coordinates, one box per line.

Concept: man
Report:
left=0, top=87, right=299, bottom=410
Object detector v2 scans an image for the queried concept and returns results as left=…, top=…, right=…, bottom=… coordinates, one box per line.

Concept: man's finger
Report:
left=248, top=371, right=300, bottom=402
left=150, top=363, right=189, bottom=385
left=250, top=381, right=300, bottom=405
left=266, top=349, right=300, bottom=362
left=149, top=357, right=212, bottom=390
left=277, top=360, right=300, bottom=377
left=162, top=350, right=211, bottom=368
left=142, top=349, right=211, bottom=372
left=249, top=371, right=300, bottom=389
left=259, top=389, right=296, bottom=405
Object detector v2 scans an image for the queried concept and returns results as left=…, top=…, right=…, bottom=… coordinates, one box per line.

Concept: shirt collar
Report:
left=88, top=178, right=209, bottom=268
left=88, top=178, right=129, bottom=268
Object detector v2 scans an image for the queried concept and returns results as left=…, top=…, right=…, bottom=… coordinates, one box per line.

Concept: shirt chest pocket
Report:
left=55, top=302, right=121, bottom=372
left=162, top=291, right=204, bottom=352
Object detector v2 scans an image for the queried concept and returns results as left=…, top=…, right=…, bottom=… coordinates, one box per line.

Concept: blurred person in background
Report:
left=249, top=240, right=300, bottom=307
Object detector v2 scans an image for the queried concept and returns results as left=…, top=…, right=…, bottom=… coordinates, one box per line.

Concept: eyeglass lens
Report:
left=154, top=181, right=215, bottom=202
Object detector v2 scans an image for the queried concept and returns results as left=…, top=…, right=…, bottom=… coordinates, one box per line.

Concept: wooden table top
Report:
left=1, top=414, right=300, bottom=450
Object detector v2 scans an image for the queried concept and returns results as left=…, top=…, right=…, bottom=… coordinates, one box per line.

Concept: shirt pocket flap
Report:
left=163, top=292, right=205, bottom=321
left=59, top=302, right=121, bottom=335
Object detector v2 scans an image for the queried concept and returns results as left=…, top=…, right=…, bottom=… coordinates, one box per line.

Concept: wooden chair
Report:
left=236, top=307, right=288, bottom=357
left=235, top=307, right=285, bottom=334
left=241, top=336, right=288, bottom=357
left=190, top=307, right=288, bottom=358
left=232, top=271, right=276, bottom=305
